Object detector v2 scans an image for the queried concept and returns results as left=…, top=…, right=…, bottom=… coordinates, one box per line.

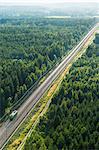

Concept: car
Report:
left=9, top=110, right=18, bottom=121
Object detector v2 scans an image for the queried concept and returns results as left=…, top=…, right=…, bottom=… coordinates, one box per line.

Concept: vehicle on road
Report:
left=9, top=110, right=18, bottom=121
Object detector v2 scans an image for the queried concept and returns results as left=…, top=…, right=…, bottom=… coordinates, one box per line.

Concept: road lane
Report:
left=0, top=23, right=98, bottom=149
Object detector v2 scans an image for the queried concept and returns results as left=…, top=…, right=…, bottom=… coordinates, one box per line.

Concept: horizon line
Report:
left=0, top=1, right=99, bottom=6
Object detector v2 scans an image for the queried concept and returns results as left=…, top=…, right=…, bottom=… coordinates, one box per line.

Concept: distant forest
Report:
left=0, top=18, right=95, bottom=117
left=24, top=35, right=99, bottom=150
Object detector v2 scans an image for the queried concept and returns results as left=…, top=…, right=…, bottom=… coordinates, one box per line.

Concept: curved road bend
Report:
left=0, top=23, right=99, bottom=149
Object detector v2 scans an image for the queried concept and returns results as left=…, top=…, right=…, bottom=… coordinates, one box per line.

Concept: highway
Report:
left=0, top=23, right=98, bottom=150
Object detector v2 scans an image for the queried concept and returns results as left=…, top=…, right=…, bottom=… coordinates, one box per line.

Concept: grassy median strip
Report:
left=5, top=31, right=96, bottom=150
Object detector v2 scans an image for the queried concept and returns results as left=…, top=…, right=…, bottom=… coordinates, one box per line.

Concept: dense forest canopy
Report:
left=24, top=41, right=99, bottom=150
left=0, top=18, right=95, bottom=117
left=94, top=33, right=99, bottom=44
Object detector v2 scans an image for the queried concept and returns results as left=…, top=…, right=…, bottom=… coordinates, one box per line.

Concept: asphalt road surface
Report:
left=0, top=23, right=98, bottom=150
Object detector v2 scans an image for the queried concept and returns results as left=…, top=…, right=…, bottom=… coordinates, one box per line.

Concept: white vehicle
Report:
left=9, top=110, right=18, bottom=121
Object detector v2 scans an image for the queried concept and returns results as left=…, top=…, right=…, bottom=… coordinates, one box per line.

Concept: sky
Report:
left=0, top=0, right=98, bottom=5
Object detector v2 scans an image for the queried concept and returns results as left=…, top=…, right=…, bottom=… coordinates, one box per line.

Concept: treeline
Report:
left=24, top=40, right=99, bottom=150
left=0, top=18, right=95, bottom=117
left=94, top=33, right=99, bottom=44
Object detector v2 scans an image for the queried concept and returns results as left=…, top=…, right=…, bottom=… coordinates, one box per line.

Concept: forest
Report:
left=0, top=18, right=95, bottom=117
left=94, top=33, right=99, bottom=44
left=24, top=35, right=99, bottom=150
